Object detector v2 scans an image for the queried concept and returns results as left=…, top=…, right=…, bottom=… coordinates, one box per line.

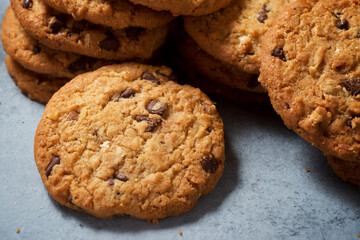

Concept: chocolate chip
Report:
left=48, top=17, right=64, bottom=34
left=67, top=28, right=81, bottom=36
left=202, top=103, right=211, bottom=113
left=346, top=119, right=353, bottom=127
left=125, top=27, right=143, bottom=40
left=92, top=130, right=98, bottom=136
left=115, top=173, right=128, bottom=182
left=262, top=4, right=269, bottom=12
left=146, top=100, right=168, bottom=116
left=22, top=0, right=32, bottom=9
left=336, top=19, right=349, bottom=30
left=45, top=154, right=61, bottom=177
left=257, top=12, right=268, bottom=23
left=285, top=102, right=290, bottom=109
left=135, top=115, right=162, bottom=132
left=67, top=111, right=79, bottom=121
left=201, top=155, right=219, bottom=173
left=247, top=78, right=260, bottom=89
left=271, top=47, right=286, bottom=61
left=141, top=72, right=160, bottom=84
left=120, top=88, right=135, bottom=98
left=206, top=127, right=212, bottom=133
left=341, top=78, right=360, bottom=95
left=108, top=179, right=114, bottom=185
left=32, top=46, right=41, bottom=55
left=68, top=195, right=73, bottom=204
left=99, top=35, right=119, bottom=52
left=68, top=58, right=86, bottom=74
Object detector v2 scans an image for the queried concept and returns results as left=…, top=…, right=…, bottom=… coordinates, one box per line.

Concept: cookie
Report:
left=184, top=0, right=293, bottom=74
left=41, top=0, right=174, bottom=30
left=259, top=0, right=360, bottom=161
left=176, top=32, right=266, bottom=94
left=327, top=155, right=360, bottom=186
left=1, top=7, right=116, bottom=78
left=11, top=0, right=168, bottom=60
left=34, top=63, right=225, bottom=220
left=128, top=0, right=232, bottom=16
left=5, top=55, right=69, bottom=103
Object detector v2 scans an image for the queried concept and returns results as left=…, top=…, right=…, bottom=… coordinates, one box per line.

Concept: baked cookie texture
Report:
left=176, top=32, right=266, bottom=94
left=41, top=0, right=174, bottom=29
left=11, top=0, right=168, bottom=60
left=184, top=0, right=293, bottom=74
left=34, top=63, right=225, bottom=220
left=259, top=0, right=360, bottom=161
left=327, top=155, right=360, bottom=186
left=128, top=0, right=232, bottom=16
left=1, top=7, right=116, bottom=78
left=5, top=55, right=69, bottom=103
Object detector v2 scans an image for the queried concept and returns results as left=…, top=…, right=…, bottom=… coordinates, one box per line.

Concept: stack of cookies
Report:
left=259, top=0, right=360, bottom=186
left=2, top=0, right=174, bottom=103
left=177, top=0, right=294, bottom=104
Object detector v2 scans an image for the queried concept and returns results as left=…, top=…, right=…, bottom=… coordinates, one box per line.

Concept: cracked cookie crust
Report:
left=260, top=0, right=360, bottom=161
left=34, top=63, right=225, bottom=220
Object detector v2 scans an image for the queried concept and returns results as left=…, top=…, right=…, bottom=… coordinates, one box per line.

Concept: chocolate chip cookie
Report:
left=177, top=32, right=266, bottom=94
left=1, top=7, right=116, bottom=78
left=184, top=0, right=293, bottom=74
left=5, top=55, right=69, bottom=103
left=260, top=0, right=360, bottom=161
left=11, top=0, right=168, bottom=60
left=34, top=63, right=225, bottom=220
left=42, top=0, right=174, bottom=29
left=128, top=0, right=232, bottom=16
left=327, top=155, right=360, bottom=186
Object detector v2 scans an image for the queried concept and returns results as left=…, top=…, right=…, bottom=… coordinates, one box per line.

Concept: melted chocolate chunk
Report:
left=67, top=111, right=79, bottom=121
left=48, top=17, right=64, bottom=34
left=146, top=100, right=168, bottom=116
left=33, top=46, right=41, bottom=55
left=68, top=58, right=86, bottom=74
left=336, top=19, right=349, bottom=30
left=45, top=154, right=61, bottom=177
left=115, top=173, right=128, bottom=182
left=108, top=179, right=114, bottom=185
left=22, top=0, right=32, bottom=9
left=201, top=155, right=219, bottom=173
left=135, top=115, right=162, bottom=132
left=271, top=47, right=287, bottom=61
left=247, top=78, right=260, bottom=89
left=120, top=88, right=135, bottom=98
left=341, top=78, right=360, bottom=95
left=141, top=71, right=160, bottom=84
left=99, top=35, right=119, bottom=52
left=125, top=27, right=144, bottom=40
left=257, top=11, right=268, bottom=23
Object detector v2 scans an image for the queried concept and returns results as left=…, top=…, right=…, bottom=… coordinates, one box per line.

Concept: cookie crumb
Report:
left=357, top=233, right=360, bottom=237
left=16, top=228, right=20, bottom=233
left=305, top=168, right=311, bottom=172
left=179, top=230, right=183, bottom=236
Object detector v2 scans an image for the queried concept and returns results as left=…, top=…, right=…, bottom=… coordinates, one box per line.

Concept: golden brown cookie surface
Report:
left=260, top=0, right=360, bottom=161
left=34, top=63, right=225, bottom=220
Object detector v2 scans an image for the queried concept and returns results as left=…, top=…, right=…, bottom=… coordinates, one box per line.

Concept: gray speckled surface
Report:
left=0, top=2, right=360, bottom=239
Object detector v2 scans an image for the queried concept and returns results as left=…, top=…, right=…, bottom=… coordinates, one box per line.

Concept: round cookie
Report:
left=11, top=0, right=168, bottom=60
left=34, top=63, right=225, bottom=220
left=327, top=155, right=360, bottom=186
left=41, top=0, right=174, bottom=29
left=1, top=7, right=116, bottom=78
left=184, top=0, right=293, bottom=74
left=5, top=55, right=70, bottom=103
left=259, top=0, right=360, bottom=161
left=128, top=0, right=232, bottom=16
left=176, top=32, right=266, bottom=94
